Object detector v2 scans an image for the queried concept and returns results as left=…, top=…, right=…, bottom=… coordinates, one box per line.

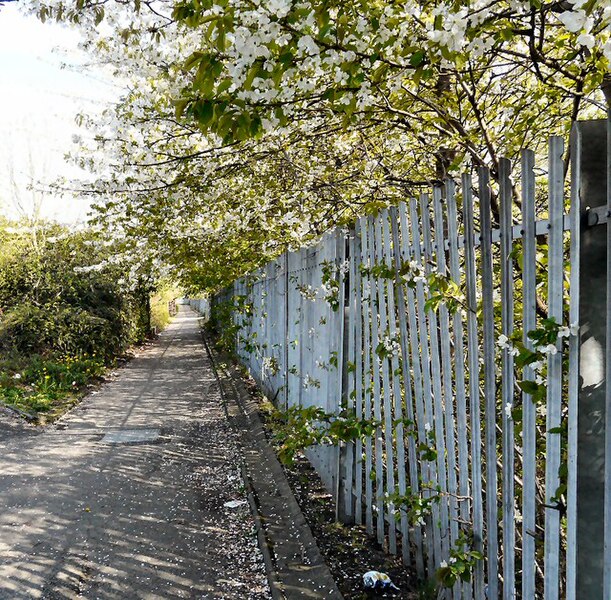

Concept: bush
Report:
left=150, top=285, right=180, bottom=332
left=0, top=304, right=112, bottom=355
left=0, top=222, right=157, bottom=420
left=0, top=225, right=153, bottom=359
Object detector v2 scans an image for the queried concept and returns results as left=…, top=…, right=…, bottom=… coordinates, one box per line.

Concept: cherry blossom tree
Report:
left=25, top=0, right=610, bottom=290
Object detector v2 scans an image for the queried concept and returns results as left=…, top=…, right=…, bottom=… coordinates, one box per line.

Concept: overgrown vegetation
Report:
left=0, top=221, right=173, bottom=421
left=263, top=402, right=379, bottom=466
left=151, top=285, right=181, bottom=332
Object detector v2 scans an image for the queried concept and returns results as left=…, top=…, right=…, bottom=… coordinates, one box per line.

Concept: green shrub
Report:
left=0, top=221, right=158, bottom=420
left=150, top=285, right=180, bottom=332
left=0, top=352, right=106, bottom=417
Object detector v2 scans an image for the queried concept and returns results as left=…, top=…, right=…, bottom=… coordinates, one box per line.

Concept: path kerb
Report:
left=202, top=330, right=344, bottom=600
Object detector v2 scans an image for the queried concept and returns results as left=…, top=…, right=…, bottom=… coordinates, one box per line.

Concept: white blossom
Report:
left=577, top=33, right=596, bottom=49
left=297, top=35, right=320, bottom=56
left=497, top=334, right=510, bottom=348
left=538, top=343, right=558, bottom=355
left=557, top=9, right=588, bottom=33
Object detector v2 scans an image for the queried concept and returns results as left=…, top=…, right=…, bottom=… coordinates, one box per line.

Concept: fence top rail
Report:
left=240, top=210, right=572, bottom=287
left=444, top=213, right=571, bottom=252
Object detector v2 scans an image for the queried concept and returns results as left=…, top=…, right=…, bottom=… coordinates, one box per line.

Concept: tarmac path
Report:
left=0, top=307, right=271, bottom=599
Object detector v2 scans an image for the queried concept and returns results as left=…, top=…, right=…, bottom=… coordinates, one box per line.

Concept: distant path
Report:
left=0, top=307, right=271, bottom=599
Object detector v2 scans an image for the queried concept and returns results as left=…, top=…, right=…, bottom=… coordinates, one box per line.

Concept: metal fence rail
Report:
left=199, top=121, right=611, bottom=598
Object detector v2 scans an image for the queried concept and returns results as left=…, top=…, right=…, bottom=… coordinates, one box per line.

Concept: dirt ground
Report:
left=253, top=391, right=423, bottom=600
left=283, top=453, right=420, bottom=599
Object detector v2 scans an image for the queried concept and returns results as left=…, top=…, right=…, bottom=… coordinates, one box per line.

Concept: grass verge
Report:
left=0, top=352, right=119, bottom=424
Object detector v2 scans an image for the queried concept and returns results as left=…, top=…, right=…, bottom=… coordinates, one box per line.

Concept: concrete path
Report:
left=0, top=308, right=271, bottom=599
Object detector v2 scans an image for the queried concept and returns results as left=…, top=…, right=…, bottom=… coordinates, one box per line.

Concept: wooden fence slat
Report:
left=245, top=278, right=252, bottom=368
left=317, top=240, right=329, bottom=418
left=397, top=203, right=426, bottom=577
left=254, top=283, right=260, bottom=384
left=566, top=128, right=581, bottom=600
left=287, top=252, right=300, bottom=408
left=264, top=263, right=271, bottom=389
left=544, top=136, right=565, bottom=600
left=381, top=208, right=409, bottom=559
left=261, top=270, right=265, bottom=378
left=410, top=195, right=442, bottom=573
left=267, top=263, right=275, bottom=391
left=359, top=218, right=374, bottom=535
left=432, top=186, right=461, bottom=593
left=309, top=246, right=319, bottom=412
left=421, top=191, right=452, bottom=564
left=373, top=215, right=398, bottom=552
left=299, top=248, right=311, bottom=407
left=445, top=179, right=473, bottom=600
left=521, top=149, right=538, bottom=600
left=462, top=172, right=486, bottom=600
left=277, top=261, right=285, bottom=399
left=334, top=230, right=347, bottom=517
left=499, top=157, right=516, bottom=600
left=328, top=237, right=340, bottom=490
left=390, top=204, right=420, bottom=567
left=241, top=279, right=247, bottom=360
left=283, top=254, right=289, bottom=411
left=606, top=116, right=611, bottom=600
left=252, top=274, right=260, bottom=376
left=298, top=249, right=306, bottom=408
left=231, top=283, right=238, bottom=357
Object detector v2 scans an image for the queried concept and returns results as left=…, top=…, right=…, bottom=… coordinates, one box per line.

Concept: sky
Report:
left=0, top=2, right=119, bottom=223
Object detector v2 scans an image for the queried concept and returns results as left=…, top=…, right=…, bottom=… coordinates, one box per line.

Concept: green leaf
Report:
left=515, top=348, right=539, bottom=368
left=517, top=379, right=540, bottom=395
left=184, top=51, right=204, bottom=71
left=243, top=63, right=261, bottom=90
left=216, top=78, right=233, bottom=95
left=173, top=98, right=189, bottom=120
left=410, top=50, right=425, bottom=67
left=193, top=99, right=214, bottom=125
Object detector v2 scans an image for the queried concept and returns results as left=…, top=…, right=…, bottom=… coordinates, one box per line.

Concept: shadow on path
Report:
left=0, top=308, right=270, bottom=599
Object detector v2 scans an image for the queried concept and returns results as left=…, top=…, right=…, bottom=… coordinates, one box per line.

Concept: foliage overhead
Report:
left=25, top=0, right=610, bottom=291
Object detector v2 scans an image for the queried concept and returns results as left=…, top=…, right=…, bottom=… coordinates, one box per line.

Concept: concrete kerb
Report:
left=201, top=331, right=344, bottom=600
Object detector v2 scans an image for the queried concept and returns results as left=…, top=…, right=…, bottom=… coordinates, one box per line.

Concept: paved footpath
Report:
left=0, top=307, right=272, bottom=599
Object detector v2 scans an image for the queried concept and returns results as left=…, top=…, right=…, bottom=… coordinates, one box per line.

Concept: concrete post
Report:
left=573, top=119, right=609, bottom=597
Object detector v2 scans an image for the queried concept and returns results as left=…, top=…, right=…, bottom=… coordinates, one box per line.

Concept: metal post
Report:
left=573, top=119, right=609, bottom=597
left=283, top=252, right=289, bottom=412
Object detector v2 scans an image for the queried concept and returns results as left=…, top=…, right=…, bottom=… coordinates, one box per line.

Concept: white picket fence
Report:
left=201, top=123, right=611, bottom=599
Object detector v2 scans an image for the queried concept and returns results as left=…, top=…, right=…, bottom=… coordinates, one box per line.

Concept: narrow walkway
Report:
left=0, top=307, right=271, bottom=599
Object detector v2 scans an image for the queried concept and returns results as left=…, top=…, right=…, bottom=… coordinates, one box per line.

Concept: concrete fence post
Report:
left=572, top=119, right=610, bottom=597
